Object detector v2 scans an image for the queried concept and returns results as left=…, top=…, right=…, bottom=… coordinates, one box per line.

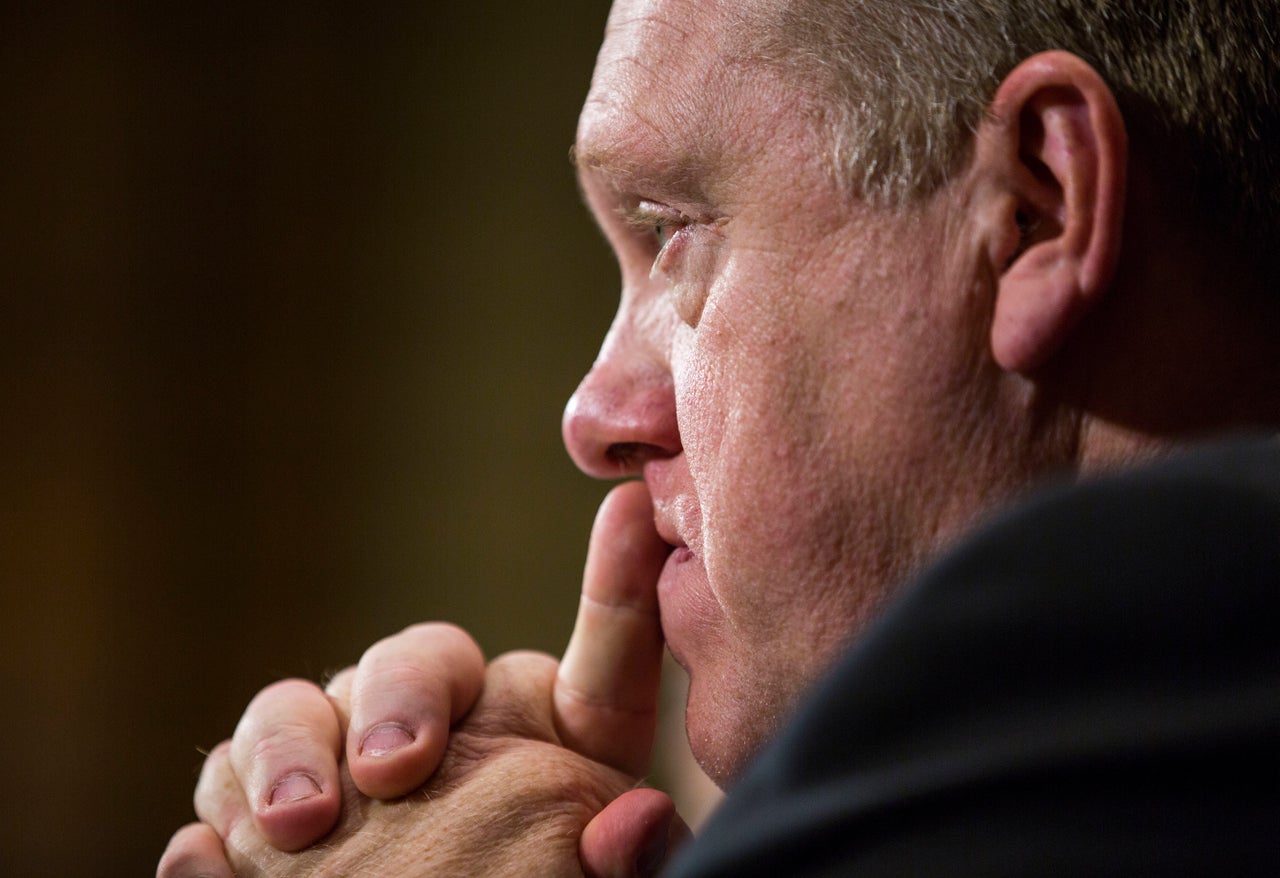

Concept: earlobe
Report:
left=977, top=51, right=1128, bottom=373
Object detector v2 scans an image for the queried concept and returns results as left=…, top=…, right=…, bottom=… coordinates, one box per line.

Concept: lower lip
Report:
left=657, top=544, right=705, bottom=664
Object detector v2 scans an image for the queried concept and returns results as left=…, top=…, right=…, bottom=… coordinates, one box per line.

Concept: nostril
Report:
left=563, top=364, right=681, bottom=478
left=607, top=442, right=652, bottom=469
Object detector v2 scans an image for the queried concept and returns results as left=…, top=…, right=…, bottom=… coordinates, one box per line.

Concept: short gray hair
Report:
left=758, top=1, right=1279, bottom=245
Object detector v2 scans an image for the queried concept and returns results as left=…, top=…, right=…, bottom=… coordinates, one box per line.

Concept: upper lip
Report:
left=652, top=510, right=686, bottom=548
left=644, top=458, right=693, bottom=551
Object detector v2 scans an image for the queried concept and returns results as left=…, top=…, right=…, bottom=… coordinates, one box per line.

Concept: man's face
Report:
left=565, top=0, right=1039, bottom=784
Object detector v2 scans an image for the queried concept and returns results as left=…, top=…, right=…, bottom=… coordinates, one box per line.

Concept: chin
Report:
left=683, top=674, right=787, bottom=789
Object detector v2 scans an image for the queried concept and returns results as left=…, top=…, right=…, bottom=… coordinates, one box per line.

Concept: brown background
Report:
left=0, top=3, right=632, bottom=874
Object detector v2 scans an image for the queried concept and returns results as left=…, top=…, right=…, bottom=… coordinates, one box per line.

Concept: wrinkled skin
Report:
left=184, top=652, right=636, bottom=877
left=161, top=0, right=1104, bottom=873
left=564, top=0, right=1066, bottom=783
left=161, top=483, right=690, bottom=878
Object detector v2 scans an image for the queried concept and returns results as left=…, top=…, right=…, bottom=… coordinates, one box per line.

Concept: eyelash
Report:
left=652, top=219, right=677, bottom=248
left=621, top=201, right=725, bottom=328
left=625, top=203, right=691, bottom=273
left=651, top=220, right=687, bottom=272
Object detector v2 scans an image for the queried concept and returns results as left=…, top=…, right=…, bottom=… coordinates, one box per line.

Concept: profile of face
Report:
left=563, top=0, right=1044, bottom=785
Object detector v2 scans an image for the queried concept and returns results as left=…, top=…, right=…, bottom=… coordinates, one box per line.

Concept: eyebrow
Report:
left=570, top=141, right=646, bottom=185
left=570, top=140, right=709, bottom=208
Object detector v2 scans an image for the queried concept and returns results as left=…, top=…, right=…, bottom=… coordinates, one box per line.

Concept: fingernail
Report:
left=360, top=722, right=414, bottom=757
left=269, top=772, right=320, bottom=805
left=636, top=817, right=671, bottom=876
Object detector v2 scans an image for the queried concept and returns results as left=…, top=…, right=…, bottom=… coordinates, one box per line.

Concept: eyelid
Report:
left=621, top=200, right=687, bottom=237
left=616, top=200, right=687, bottom=278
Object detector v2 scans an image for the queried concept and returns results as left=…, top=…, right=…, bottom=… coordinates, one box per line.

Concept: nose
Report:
left=562, top=335, right=681, bottom=479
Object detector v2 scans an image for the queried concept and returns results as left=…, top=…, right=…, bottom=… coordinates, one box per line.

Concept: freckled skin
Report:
left=565, top=0, right=1074, bottom=786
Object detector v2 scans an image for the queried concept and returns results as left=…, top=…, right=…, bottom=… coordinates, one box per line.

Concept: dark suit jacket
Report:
left=669, top=437, right=1280, bottom=876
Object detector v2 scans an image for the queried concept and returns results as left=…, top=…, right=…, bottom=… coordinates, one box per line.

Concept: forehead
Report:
left=576, top=0, right=779, bottom=193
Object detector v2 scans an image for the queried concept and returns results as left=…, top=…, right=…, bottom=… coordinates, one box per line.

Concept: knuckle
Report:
left=353, top=625, right=486, bottom=710
left=234, top=680, right=324, bottom=737
left=242, top=718, right=326, bottom=762
left=323, top=665, right=356, bottom=698
left=250, top=677, right=322, bottom=707
left=362, top=660, right=434, bottom=696
left=232, top=679, right=336, bottom=752
left=204, top=739, right=232, bottom=762
left=473, top=651, right=560, bottom=735
left=491, top=648, right=558, bottom=674
left=195, top=740, right=233, bottom=788
left=394, top=621, right=484, bottom=660
left=400, top=620, right=462, bottom=640
left=156, top=825, right=208, bottom=878
left=322, top=664, right=356, bottom=689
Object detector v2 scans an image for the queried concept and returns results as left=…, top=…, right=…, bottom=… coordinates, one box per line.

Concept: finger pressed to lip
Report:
left=555, top=481, right=670, bottom=777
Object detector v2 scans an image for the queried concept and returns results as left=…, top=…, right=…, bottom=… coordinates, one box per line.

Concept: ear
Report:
left=973, top=51, right=1128, bottom=373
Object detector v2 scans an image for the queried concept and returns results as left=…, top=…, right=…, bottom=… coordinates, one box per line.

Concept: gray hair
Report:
left=756, top=1, right=1279, bottom=245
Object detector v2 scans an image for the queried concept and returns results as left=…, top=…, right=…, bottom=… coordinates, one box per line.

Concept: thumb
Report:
left=555, top=481, right=669, bottom=776
left=580, top=788, right=692, bottom=878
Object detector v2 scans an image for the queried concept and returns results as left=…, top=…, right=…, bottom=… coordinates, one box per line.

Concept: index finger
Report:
left=554, top=480, right=670, bottom=777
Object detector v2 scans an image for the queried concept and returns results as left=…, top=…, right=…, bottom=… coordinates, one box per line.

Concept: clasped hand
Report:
left=157, top=482, right=690, bottom=877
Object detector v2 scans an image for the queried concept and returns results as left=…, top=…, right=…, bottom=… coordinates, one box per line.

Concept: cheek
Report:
left=671, top=263, right=941, bottom=646
left=676, top=317, right=835, bottom=599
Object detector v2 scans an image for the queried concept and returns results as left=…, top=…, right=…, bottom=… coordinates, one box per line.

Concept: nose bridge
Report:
left=562, top=290, right=681, bottom=478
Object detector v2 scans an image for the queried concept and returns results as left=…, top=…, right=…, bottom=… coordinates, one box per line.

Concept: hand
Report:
left=159, top=481, right=690, bottom=875
left=161, top=651, right=652, bottom=877
left=196, top=621, right=489, bottom=853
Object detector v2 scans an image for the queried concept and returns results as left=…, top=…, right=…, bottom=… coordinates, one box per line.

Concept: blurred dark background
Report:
left=0, top=3, right=626, bottom=874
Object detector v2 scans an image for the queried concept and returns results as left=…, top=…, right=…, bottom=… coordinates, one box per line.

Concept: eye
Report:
left=653, top=219, right=680, bottom=251
left=619, top=200, right=723, bottom=329
left=625, top=201, right=684, bottom=251
left=643, top=210, right=688, bottom=259
left=650, top=217, right=689, bottom=275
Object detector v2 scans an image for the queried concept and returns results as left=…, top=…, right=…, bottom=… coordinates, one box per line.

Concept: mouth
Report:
left=652, top=497, right=705, bottom=666
left=653, top=514, right=686, bottom=550
left=669, top=544, right=694, bottom=563
left=655, top=543, right=700, bottom=673
left=648, top=481, right=700, bottom=556
left=642, top=462, right=709, bottom=654
left=653, top=509, right=698, bottom=567
left=643, top=456, right=699, bottom=549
